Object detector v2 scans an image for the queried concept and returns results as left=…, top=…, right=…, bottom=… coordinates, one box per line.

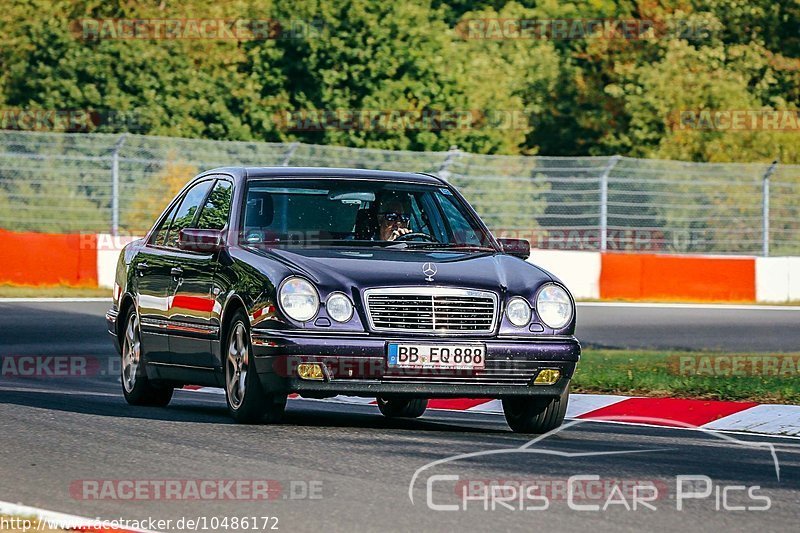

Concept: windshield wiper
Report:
left=307, top=239, right=428, bottom=249
left=249, top=239, right=391, bottom=249
left=396, top=242, right=497, bottom=253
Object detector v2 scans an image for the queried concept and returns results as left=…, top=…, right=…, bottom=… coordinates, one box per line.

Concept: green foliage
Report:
left=0, top=0, right=797, bottom=162
left=0, top=180, right=104, bottom=232
left=125, top=156, right=198, bottom=233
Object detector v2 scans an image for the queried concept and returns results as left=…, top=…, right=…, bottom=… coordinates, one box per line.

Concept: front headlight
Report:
left=278, top=277, right=319, bottom=322
left=536, top=284, right=573, bottom=329
left=326, top=292, right=354, bottom=322
left=506, top=297, right=532, bottom=327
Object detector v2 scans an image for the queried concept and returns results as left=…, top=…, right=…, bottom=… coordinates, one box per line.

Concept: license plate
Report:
left=387, top=343, right=486, bottom=370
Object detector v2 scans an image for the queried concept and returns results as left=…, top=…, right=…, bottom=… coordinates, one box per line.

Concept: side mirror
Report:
left=497, top=238, right=530, bottom=260
left=178, top=228, right=225, bottom=253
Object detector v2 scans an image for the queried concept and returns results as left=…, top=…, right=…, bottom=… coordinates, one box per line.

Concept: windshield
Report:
left=240, top=179, right=496, bottom=250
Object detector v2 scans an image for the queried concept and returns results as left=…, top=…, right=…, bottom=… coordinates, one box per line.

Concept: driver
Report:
left=377, top=196, right=414, bottom=241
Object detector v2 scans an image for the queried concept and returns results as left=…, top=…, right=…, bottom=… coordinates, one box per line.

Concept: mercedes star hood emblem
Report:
left=422, top=262, right=437, bottom=282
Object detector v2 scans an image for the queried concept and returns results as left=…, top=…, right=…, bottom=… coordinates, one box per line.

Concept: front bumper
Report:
left=250, top=329, right=580, bottom=398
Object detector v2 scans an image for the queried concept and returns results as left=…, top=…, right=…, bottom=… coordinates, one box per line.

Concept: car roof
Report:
left=204, top=166, right=445, bottom=185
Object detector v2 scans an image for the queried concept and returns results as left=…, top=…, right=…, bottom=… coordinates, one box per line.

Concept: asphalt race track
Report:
left=1, top=300, right=799, bottom=532
left=576, top=302, right=800, bottom=352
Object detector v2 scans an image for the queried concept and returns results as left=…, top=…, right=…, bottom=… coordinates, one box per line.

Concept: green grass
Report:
left=0, top=284, right=110, bottom=298
left=573, top=349, right=800, bottom=404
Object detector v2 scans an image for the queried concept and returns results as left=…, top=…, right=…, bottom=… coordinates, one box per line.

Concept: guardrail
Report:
left=1, top=130, right=798, bottom=255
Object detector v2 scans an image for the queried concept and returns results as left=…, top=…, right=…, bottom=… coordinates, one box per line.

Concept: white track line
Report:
left=178, top=388, right=800, bottom=439
left=568, top=418, right=800, bottom=442
left=702, top=405, right=800, bottom=436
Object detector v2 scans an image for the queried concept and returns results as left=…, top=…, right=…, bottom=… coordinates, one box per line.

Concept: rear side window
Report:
left=163, top=180, right=214, bottom=248
left=197, top=180, right=233, bottom=230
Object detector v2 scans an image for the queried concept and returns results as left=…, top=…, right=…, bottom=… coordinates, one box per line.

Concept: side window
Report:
left=418, top=192, right=447, bottom=242
left=407, top=194, right=432, bottom=235
left=438, top=194, right=483, bottom=245
left=151, top=201, right=180, bottom=247
left=164, top=180, right=214, bottom=248
left=197, top=180, right=233, bottom=230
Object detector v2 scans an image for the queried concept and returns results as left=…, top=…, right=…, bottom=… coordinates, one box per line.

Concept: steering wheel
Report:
left=393, top=232, right=438, bottom=243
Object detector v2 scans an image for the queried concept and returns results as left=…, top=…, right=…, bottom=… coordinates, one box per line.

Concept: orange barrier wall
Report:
left=0, top=230, right=97, bottom=286
left=0, top=230, right=761, bottom=301
left=600, top=253, right=756, bottom=301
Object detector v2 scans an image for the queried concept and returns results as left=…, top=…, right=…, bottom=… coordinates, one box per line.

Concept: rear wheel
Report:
left=120, top=307, right=173, bottom=406
left=502, top=387, right=569, bottom=434
left=376, top=397, right=428, bottom=418
left=224, top=311, right=286, bottom=424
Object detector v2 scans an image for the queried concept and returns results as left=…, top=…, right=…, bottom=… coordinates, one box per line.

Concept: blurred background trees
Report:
left=0, top=0, right=797, bottom=163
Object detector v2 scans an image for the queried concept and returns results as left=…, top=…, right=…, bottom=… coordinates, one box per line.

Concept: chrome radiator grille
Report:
left=364, top=288, right=498, bottom=334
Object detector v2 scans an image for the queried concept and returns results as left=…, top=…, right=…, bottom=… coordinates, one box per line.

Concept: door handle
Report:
left=171, top=266, right=184, bottom=278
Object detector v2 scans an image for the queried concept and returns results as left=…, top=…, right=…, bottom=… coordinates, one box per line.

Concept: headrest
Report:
left=245, top=191, right=274, bottom=227
left=354, top=208, right=376, bottom=240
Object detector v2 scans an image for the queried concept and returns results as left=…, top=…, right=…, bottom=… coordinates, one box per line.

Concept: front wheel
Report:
left=502, top=387, right=569, bottom=434
left=376, top=397, right=428, bottom=418
left=224, top=311, right=286, bottom=424
left=120, top=307, right=173, bottom=407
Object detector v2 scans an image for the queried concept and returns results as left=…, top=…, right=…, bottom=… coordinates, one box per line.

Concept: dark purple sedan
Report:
left=107, top=167, right=580, bottom=433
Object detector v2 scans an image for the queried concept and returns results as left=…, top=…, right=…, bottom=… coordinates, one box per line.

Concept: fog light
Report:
left=533, top=369, right=561, bottom=385
left=297, top=363, right=325, bottom=381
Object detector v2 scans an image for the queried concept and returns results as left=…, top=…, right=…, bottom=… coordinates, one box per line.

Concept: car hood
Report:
left=246, top=246, right=555, bottom=296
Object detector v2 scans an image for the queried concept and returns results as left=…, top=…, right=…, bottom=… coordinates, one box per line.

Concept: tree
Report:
left=125, top=155, right=198, bottom=233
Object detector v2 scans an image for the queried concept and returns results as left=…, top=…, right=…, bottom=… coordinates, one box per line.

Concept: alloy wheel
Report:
left=121, top=313, right=141, bottom=393
left=226, top=322, right=249, bottom=409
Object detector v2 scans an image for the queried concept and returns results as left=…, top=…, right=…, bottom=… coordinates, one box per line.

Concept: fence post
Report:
left=599, top=155, right=621, bottom=252
left=437, top=145, right=460, bottom=181
left=111, top=133, right=128, bottom=237
left=762, top=159, right=778, bottom=257
left=281, top=142, right=299, bottom=166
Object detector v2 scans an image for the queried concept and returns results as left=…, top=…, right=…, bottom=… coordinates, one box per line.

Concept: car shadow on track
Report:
left=0, top=387, right=515, bottom=437
left=280, top=405, right=513, bottom=436
left=0, top=388, right=234, bottom=423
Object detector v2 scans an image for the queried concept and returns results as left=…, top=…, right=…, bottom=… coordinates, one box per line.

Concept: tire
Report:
left=376, top=397, right=428, bottom=419
left=502, top=387, right=569, bottom=434
left=224, top=310, right=286, bottom=424
left=120, top=307, right=173, bottom=407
